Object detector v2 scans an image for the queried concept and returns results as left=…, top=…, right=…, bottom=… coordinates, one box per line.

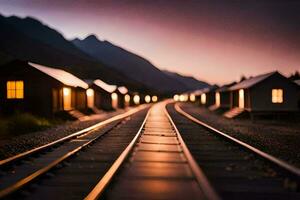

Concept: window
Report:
left=7, top=81, right=24, bottom=99
left=189, top=94, right=196, bottom=102
left=272, top=89, right=283, bottom=103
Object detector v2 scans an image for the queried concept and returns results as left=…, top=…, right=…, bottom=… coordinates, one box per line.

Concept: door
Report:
left=63, top=87, right=72, bottom=110
left=86, top=89, right=94, bottom=108
left=238, top=89, right=244, bottom=109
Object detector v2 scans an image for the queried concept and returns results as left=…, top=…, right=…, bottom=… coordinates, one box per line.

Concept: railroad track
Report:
left=2, top=100, right=298, bottom=199
left=85, top=101, right=220, bottom=200
left=166, top=102, right=300, bottom=200
left=0, top=105, right=149, bottom=199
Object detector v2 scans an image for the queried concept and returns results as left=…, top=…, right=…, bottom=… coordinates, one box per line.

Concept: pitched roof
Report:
left=192, top=85, right=217, bottom=95
left=294, top=80, right=300, bottom=86
left=229, top=71, right=276, bottom=91
left=216, top=82, right=237, bottom=92
left=29, top=62, right=88, bottom=89
left=93, top=79, right=117, bottom=93
left=118, top=86, right=128, bottom=94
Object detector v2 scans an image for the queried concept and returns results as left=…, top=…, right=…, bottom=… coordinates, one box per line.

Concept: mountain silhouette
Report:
left=0, top=14, right=208, bottom=93
left=0, top=14, right=143, bottom=90
left=163, top=70, right=210, bottom=91
left=73, top=35, right=208, bottom=93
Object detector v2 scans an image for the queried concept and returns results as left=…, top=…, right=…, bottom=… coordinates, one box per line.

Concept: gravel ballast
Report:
left=179, top=103, right=300, bottom=168
left=0, top=108, right=138, bottom=160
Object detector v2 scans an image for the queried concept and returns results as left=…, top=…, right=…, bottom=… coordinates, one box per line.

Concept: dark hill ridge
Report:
left=5, top=16, right=92, bottom=59
left=0, top=14, right=144, bottom=90
left=72, top=35, right=188, bottom=93
left=163, top=70, right=210, bottom=91
left=0, top=14, right=209, bottom=93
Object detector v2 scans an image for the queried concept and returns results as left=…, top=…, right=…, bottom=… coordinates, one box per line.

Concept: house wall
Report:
left=0, top=62, right=63, bottom=117
left=75, top=88, right=87, bottom=110
left=220, top=91, right=230, bottom=108
left=250, top=75, right=299, bottom=111
left=92, top=85, right=114, bottom=111
left=206, top=92, right=215, bottom=107
left=117, top=92, right=125, bottom=108
left=230, top=89, right=250, bottom=110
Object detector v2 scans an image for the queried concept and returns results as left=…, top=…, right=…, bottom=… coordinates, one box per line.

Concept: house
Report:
left=210, top=82, right=236, bottom=111
left=130, top=92, right=141, bottom=106
left=0, top=60, right=89, bottom=117
left=224, top=71, right=299, bottom=118
left=294, top=80, right=300, bottom=109
left=88, top=79, right=117, bottom=111
left=116, top=86, right=129, bottom=108
left=199, top=85, right=218, bottom=107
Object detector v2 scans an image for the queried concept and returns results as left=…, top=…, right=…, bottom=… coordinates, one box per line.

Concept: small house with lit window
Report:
left=0, top=60, right=89, bottom=117
left=116, top=86, right=129, bottom=108
left=199, top=85, right=218, bottom=107
left=87, top=79, right=117, bottom=111
left=224, top=71, right=299, bottom=118
left=210, top=82, right=236, bottom=112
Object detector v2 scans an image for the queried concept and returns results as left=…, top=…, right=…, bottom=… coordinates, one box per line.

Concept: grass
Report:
left=0, top=113, right=52, bottom=137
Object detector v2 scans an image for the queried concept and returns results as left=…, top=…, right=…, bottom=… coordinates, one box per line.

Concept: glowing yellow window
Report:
left=189, top=94, right=196, bottom=102
left=238, top=89, right=244, bottom=109
left=201, top=94, right=206, bottom=104
left=7, top=81, right=24, bottom=99
left=272, top=89, right=283, bottom=103
left=111, top=92, right=118, bottom=109
left=215, top=92, right=220, bottom=107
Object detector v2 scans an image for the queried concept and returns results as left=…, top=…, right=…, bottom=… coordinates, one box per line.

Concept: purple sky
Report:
left=0, top=0, right=299, bottom=84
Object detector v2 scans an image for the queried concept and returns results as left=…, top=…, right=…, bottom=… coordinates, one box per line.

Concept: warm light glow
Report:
left=125, top=94, right=130, bottom=102
left=86, top=88, right=94, bottom=97
left=7, top=81, right=24, bottom=99
left=111, top=92, right=118, bottom=109
left=179, top=94, right=185, bottom=102
left=173, top=94, right=179, bottom=101
left=215, top=92, right=220, bottom=107
left=201, top=94, right=206, bottom=104
left=145, top=95, right=151, bottom=103
left=272, top=89, right=283, bottom=103
left=86, top=88, right=94, bottom=108
left=63, top=87, right=72, bottom=110
left=133, top=95, right=140, bottom=104
left=152, top=95, right=158, bottom=102
left=63, top=87, right=70, bottom=96
left=238, top=89, right=244, bottom=108
left=111, top=93, right=118, bottom=100
left=190, top=94, right=196, bottom=102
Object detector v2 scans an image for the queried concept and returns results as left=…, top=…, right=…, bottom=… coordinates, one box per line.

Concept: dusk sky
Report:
left=0, top=0, right=299, bottom=84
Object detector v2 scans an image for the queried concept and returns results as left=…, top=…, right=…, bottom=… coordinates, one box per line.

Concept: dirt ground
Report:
left=179, top=102, right=300, bottom=168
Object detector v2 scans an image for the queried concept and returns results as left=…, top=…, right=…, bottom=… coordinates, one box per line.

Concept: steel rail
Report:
left=0, top=105, right=149, bottom=198
left=165, top=101, right=221, bottom=200
left=0, top=105, right=147, bottom=167
left=175, top=103, right=300, bottom=178
left=85, top=105, right=152, bottom=200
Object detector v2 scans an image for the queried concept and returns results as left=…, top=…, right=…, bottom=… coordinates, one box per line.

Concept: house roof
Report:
left=229, top=71, right=276, bottom=91
left=216, top=82, right=237, bottom=92
left=118, top=86, right=128, bottom=94
left=29, top=62, right=89, bottom=89
left=294, top=80, right=300, bottom=86
left=93, top=79, right=117, bottom=93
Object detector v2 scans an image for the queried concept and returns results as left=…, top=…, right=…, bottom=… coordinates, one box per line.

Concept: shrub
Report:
left=0, top=120, right=8, bottom=136
left=7, top=113, right=51, bottom=135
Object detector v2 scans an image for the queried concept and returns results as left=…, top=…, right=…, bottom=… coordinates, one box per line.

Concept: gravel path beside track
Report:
left=179, top=103, right=300, bottom=168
